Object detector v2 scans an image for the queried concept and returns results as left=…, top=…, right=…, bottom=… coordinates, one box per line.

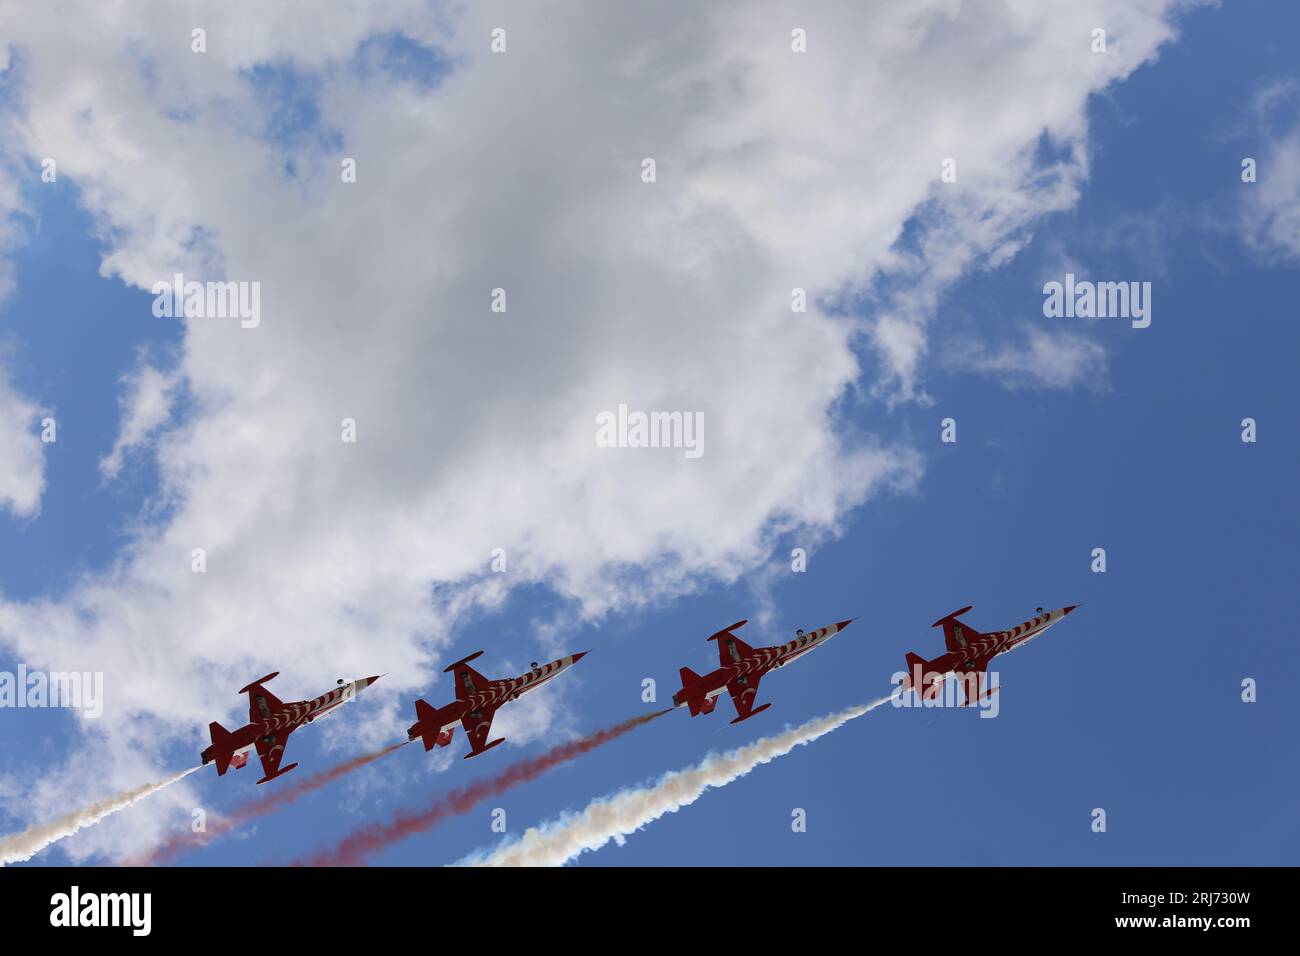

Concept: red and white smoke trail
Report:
left=458, top=695, right=893, bottom=867
left=298, top=709, right=671, bottom=866
left=1, top=765, right=201, bottom=866
left=130, top=742, right=408, bottom=865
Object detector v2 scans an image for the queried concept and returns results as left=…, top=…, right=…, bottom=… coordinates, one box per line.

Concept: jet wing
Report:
left=253, top=728, right=299, bottom=783
left=934, top=607, right=978, bottom=654
left=245, top=683, right=284, bottom=723
left=725, top=673, right=771, bottom=724
left=445, top=653, right=494, bottom=701
left=460, top=704, right=505, bottom=758
left=942, top=619, right=982, bottom=655
left=707, top=620, right=755, bottom=667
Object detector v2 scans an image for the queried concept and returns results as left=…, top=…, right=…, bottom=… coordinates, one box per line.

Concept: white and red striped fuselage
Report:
left=201, top=674, right=381, bottom=779
left=900, top=605, right=1078, bottom=703
left=673, top=619, right=856, bottom=723
left=437, top=653, right=585, bottom=732
left=407, top=652, right=589, bottom=757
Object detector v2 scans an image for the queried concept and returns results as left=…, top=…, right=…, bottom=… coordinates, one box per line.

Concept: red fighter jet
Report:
left=673, top=618, right=855, bottom=724
left=201, top=673, right=381, bottom=784
left=407, top=650, right=588, bottom=759
left=898, top=604, right=1078, bottom=705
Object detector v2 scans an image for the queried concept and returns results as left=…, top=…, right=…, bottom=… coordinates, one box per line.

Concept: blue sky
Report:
left=1, top=2, right=1297, bottom=866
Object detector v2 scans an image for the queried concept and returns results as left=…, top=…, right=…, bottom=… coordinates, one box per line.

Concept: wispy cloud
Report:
left=99, top=358, right=180, bottom=480
left=0, top=360, right=46, bottom=518
left=1239, top=78, right=1300, bottom=262
left=947, top=325, right=1109, bottom=392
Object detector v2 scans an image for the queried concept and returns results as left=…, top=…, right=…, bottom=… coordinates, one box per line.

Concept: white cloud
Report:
left=948, top=325, right=1109, bottom=391
left=1236, top=78, right=1300, bottom=261
left=0, top=146, right=31, bottom=306
left=0, top=362, right=46, bottom=518
left=0, top=0, right=1188, bottom=860
left=1242, top=131, right=1300, bottom=261
left=99, top=360, right=179, bottom=480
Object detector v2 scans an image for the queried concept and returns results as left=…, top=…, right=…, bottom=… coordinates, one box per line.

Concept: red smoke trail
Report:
left=128, top=742, right=408, bottom=866
left=298, top=710, right=671, bottom=866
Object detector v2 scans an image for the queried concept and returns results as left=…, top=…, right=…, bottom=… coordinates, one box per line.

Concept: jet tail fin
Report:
left=678, top=665, right=704, bottom=706
left=208, top=721, right=234, bottom=775
left=675, top=667, right=718, bottom=717
left=902, top=652, right=937, bottom=695
left=409, top=698, right=458, bottom=752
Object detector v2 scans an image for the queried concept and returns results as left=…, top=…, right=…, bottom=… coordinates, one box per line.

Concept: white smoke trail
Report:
left=459, top=695, right=893, bottom=867
left=0, top=765, right=200, bottom=866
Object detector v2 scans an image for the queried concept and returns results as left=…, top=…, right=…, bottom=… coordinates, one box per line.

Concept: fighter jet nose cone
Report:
left=1063, top=605, right=1079, bottom=615
left=572, top=651, right=589, bottom=663
left=363, top=675, right=382, bottom=687
left=836, top=619, right=855, bottom=631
